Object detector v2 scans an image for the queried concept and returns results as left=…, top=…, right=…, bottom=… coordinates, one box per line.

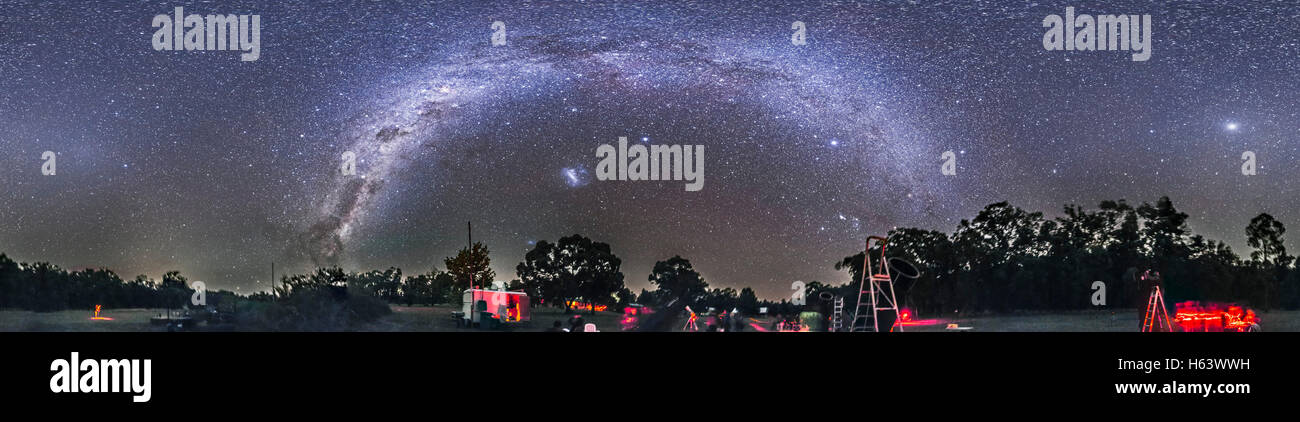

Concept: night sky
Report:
left=1, top=1, right=1297, bottom=299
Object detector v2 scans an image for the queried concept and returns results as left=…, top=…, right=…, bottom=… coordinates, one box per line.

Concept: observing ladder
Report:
left=851, top=236, right=902, bottom=332
left=830, top=296, right=845, bottom=332
left=1142, top=286, right=1172, bottom=332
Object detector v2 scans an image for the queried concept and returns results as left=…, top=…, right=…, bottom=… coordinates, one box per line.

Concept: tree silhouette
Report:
left=352, top=267, right=402, bottom=302
left=516, top=234, right=625, bottom=314
left=738, top=287, right=759, bottom=314
left=1247, top=213, right=1291, bottom=267
left=1247, top=213, right=1292, bottom=309
left=445, top=242, right=495, bottom=291
left=648, top=256, right=708, bottom=305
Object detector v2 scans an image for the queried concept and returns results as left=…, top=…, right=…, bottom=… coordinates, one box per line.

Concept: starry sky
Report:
left=1, top=1, right=1297, bottom=299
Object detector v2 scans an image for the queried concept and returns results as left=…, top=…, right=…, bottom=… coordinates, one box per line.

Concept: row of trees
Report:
left=0, top=250, right=476, bottom=312
left=3, top=196, right=1295, bottom=320
left=820, top=197, right=1300, bottom=316
left=515, top=236, right=754, bottom=315
left=0, top=234, right=701, bottom=317
left=618, top=197, right=1299, bottom=320
left=614, top=196, right=1300, bottom=319
left=0, top=255, right=196, bottom=312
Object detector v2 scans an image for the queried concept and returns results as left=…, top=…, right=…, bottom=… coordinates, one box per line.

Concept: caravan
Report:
left=457, top=289, right=530, bottom=328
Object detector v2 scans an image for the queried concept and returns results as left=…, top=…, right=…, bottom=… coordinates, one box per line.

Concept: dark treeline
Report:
left=0, top=238, right=502, bottom=314
left=0, top=256, right=194, bottom=312
left=3, top=196, right=1297, bottom=324
left=816, top=197, right=1300, bottom=317
left=0, top=257, right=460, bottom=330
left=619, top=197, right=1299, bottom=320
left=0, top=258, right=468, bottom=318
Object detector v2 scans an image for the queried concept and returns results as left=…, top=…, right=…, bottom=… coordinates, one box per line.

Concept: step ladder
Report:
left=851, top=236, right=902, bottom=332
left=830, top=296, right=844, bottom=332
left=1142, top=286, right=1172, bottom=332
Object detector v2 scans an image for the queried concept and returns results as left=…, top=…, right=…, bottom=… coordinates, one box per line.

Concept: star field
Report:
left=1, top=0, right=1298, bottom=299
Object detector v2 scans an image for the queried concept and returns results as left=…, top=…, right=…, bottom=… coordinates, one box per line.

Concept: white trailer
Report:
left=459, top=289, right=531, bottom=326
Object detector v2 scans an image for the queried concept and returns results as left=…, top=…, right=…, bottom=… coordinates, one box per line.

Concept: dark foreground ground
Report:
left=3, top=306, right=1299, bottom=332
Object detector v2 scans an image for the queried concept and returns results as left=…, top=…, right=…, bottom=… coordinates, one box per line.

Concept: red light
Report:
left=892, top=308, right=941, bottom=327
left=1173, top=301, right=1260, bottom=332
left=89, top=305, right=113, bottom=321
left=566, top=301, right=608, bottom=312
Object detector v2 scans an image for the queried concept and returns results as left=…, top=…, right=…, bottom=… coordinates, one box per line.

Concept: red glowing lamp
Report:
left=89, top=305, right=114, bottom=321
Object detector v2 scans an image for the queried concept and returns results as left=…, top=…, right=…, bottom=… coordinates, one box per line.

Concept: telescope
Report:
left=887, top=257, right=922, bottom=280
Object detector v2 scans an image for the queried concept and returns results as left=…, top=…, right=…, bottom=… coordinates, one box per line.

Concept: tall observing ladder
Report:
left=1142, top=285, right=1172, bottom=332
left=851, top=236, right=902, bottom=332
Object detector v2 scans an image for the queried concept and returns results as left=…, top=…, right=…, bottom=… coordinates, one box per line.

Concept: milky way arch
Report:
left=297, top=18, right=931, bottom=266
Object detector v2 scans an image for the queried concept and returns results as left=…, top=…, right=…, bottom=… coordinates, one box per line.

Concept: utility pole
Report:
left=467, top=221, right=474, bottom=290
left=467, top=221, right=475, bottom=326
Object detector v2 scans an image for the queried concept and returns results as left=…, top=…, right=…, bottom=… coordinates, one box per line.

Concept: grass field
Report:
left=359, top=305, right=628, bottom=332
left=0, top=308, right=164, bottom=332
left=5, top=306, right=1300, bottom=332
left=0, top=305, right=629, bottom=332
left=902, top=309, right=1300, bottom=332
